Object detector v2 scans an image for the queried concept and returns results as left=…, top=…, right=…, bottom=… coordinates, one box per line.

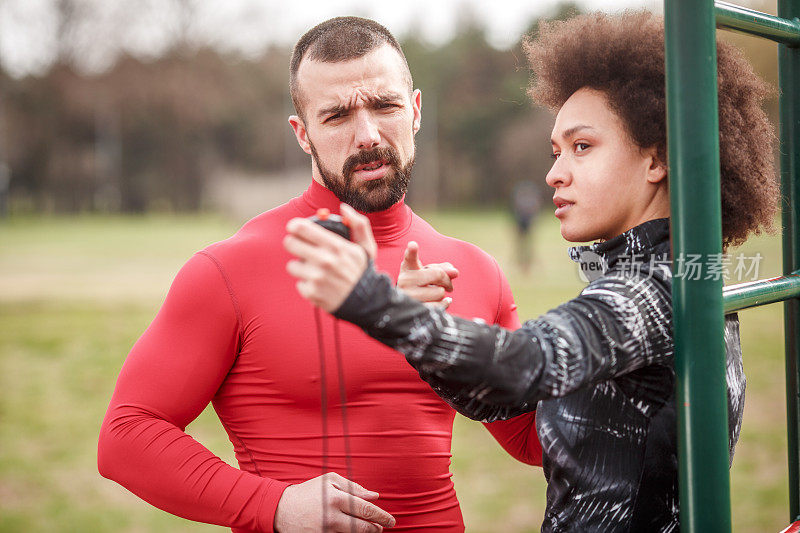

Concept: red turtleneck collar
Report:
left=295, top=179, right=413, bottom=243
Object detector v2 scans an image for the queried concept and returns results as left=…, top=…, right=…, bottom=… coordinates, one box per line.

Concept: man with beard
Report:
left=98, top=17, right=540, bottom=533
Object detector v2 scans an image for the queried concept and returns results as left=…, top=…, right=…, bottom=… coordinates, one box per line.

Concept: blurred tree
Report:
left=3, top=44, right=294, bottom=213
left=0, top=0, right=779, bottom=214
left=403, top=1, right=582, bottom=209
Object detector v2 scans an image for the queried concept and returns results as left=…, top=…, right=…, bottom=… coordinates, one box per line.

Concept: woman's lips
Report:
left=553, top=198, right=573, bottom=218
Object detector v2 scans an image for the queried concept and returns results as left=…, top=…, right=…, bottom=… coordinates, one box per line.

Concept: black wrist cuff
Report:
left=333, top=260, right=394, bottom=327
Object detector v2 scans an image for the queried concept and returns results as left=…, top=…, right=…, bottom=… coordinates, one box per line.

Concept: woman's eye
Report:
left=550, top=153, right=560, bottom=160
left=575, top=143, right=590, bottom=152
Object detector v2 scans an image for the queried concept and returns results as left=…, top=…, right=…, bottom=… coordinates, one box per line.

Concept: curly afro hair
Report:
left=524, top=11, right=778, bottom=249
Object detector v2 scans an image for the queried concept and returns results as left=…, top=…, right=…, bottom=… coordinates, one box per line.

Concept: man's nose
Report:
left=545, top=158, right=571, bottom=188
left=354, top=112, right=381, bottom=150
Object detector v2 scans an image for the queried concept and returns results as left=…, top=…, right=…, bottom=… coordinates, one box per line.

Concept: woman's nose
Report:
left=545, top=158, right=571, bottom=188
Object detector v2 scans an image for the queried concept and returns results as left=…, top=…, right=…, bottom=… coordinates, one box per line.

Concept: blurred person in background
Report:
left=284, top=11, right=778, bottom=532
left=510, top=180, right=543, bottom=273
left=98, top=16, right=541, bottom=533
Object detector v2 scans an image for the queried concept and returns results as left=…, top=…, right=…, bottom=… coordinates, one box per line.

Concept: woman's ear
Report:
left=644, top=147, right=667, bottom=184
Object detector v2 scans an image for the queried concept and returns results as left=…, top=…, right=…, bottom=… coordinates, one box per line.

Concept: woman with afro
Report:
left=284, top=11, right=779, bottom=532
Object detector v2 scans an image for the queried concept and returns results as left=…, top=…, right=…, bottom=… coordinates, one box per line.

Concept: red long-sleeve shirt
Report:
left=98, top=180, right=542, bottom=532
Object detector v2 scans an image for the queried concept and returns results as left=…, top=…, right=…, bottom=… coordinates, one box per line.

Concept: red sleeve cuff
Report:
left=258, top=478, right=291, bottom=533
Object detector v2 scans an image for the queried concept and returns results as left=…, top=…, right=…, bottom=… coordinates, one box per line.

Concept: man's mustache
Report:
left=343, top=147, right=401, bottom=179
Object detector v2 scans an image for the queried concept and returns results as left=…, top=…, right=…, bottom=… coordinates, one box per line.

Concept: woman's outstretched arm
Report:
left=284, top=204, right=672, bottom=422
left=333, top=261, right=672, bottom=422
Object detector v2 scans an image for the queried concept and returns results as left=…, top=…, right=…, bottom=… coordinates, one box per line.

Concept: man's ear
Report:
left=644, top=147, right=667, bottom=184
left=289, top=115, right=312, bottom=155
left=412, top=89, right=422, bottom=135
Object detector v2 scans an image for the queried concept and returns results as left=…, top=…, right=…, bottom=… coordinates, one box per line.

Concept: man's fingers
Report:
left=329, top=473, right=378, bottom=500
left=429, top=262, right=459, bottom=279
left=403, top=268, right=454, bottom=292
left=429, top=268, right=454, bottom=291
left=341, top=203, right=377, bottom=260
left=400, top=241, right=423, bottom=271
left=337, top=494, right=396, bottom=529
left=327, top=473, right=396, bottom=529
left=329, top=515, right=384, bottom=533
left=404, top=285, right=447, bottom=302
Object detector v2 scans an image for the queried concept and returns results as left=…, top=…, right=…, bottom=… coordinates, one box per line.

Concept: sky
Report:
left=0, top=0, right=663, bottom=78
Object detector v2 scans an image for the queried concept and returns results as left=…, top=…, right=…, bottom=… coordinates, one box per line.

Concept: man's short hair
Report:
left=289, top=16, right=412, bottom=119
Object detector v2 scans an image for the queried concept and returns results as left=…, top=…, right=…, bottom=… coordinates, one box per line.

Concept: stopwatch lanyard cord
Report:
left=315, top=306, right=355, bottom=532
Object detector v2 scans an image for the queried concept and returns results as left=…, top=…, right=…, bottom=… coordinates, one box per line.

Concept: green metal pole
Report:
left=664, top=1, right=731, bottom=531
left=779, top=0, right=800, bottom=521
left=723, top=273, right=800, bottom=314
left=715, top=1, right=800, bottom=45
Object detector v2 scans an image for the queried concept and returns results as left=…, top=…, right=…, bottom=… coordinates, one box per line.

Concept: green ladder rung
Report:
left=715, top=1, right=800, bottom=45
left=724, top=272, right=800, bottom=313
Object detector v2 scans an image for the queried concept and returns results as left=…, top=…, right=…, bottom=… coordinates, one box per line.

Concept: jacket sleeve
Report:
left=97, top=252, right=289, bottom=532
left=334, top=264, right=672, bottom=423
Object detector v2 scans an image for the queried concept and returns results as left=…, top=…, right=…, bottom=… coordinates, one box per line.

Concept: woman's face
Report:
left=546, top=87, right=669, bottom=242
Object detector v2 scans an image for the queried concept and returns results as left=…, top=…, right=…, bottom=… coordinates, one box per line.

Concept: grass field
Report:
left=0, top=210, right=790, bottom=532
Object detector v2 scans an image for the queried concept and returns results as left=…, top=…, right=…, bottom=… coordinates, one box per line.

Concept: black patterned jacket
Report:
left=335, top=218, right=745, bottom=532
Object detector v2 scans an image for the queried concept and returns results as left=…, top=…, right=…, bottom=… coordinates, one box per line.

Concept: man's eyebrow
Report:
left=317, top=92, right=406, bottom=120
left=370, top=92, right=404, bottom=105
left=317, top=103, right=349, bottom=120
left=551, top=124, right=596, bottom=144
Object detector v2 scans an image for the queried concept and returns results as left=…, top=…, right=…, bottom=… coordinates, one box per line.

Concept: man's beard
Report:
left=309, top=142, right=414, bottom=213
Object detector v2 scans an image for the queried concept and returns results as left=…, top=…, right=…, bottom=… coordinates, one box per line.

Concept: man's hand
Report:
left=274, top=472, right=396, bottom=532
left=285, top=204, right=377, bottom=313
left=397, top=241, right=459, bottom=310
